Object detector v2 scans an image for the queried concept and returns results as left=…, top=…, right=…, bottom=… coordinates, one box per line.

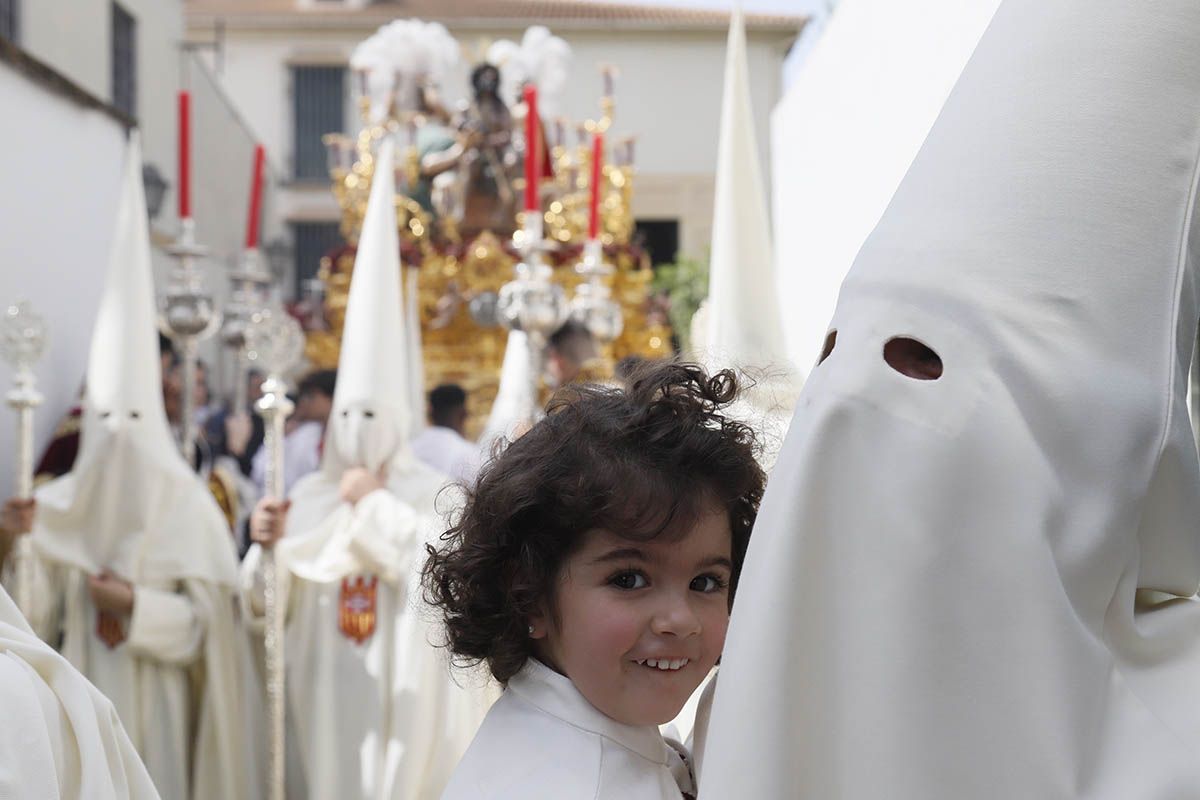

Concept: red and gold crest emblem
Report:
left=339, top=574, right=378, bottom=644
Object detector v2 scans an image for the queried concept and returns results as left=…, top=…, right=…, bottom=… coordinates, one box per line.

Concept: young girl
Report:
left=423, top=362, right=765, bottom=799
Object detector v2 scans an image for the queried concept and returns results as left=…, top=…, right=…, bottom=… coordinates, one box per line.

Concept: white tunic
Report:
left=10, top=541, right=260, bottom=800
left=410, top=426, right=483, bottom=484
left=241, top=464, right=492, bottom=799
left=0, top=583, right=160, bottom=799
left=444, top=659, right=696, bottom=800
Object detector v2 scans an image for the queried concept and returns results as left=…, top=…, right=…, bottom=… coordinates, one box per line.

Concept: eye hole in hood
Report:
left=884, top=337, right=943, bottom=381
left=818, top=330, right=837, bottom=365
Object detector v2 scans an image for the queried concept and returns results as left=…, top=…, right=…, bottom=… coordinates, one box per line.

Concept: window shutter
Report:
left=292, top=65, right=345, bottom=180
left=111, top=3, right=136, bottom=118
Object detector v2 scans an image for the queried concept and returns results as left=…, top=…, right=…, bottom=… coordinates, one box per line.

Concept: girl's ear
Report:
left=527, top=601, right=551, bottom=640
left=527, top=610, right=548, bottom=639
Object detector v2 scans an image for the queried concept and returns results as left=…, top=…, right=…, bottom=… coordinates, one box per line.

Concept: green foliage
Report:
left=652, top=255, right=710, bottom=354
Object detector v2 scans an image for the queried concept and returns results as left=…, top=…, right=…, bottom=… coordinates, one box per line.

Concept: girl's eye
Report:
left=690, top=574, right=728, bottom=593
left=610, top=571, right=648, bottom=590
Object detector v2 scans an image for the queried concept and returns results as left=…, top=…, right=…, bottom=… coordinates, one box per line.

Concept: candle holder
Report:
left=220, top=249, right=273, bottom=415
left=161, top=219, right=221, bottom=466
left=569, top=240, right=624, bottom=344
left=1, top=301, right=46, bottom=617
left=497, top=215, right=569, bottom=421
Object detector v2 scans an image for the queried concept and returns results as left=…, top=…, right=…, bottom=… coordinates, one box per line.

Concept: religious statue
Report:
left=420, top=63, right=523, bottom=238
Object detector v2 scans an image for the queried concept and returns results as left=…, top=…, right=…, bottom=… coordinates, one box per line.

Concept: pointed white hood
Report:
left=403, top=266, right=426, bottom=435
left=699, top=8, right=802, bottom=469
left=481, top=330, right=537, bottom=446
left=281, top=137, right=446, bottom=583
left=32, top=135, right=235, bottom=586
left=322, top=138, right=414, bottom=477
left=701, top=2, right=1200, bottom=796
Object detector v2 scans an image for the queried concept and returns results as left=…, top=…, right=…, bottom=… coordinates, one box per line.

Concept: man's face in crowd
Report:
left=297, top=390, right=334, bottom=425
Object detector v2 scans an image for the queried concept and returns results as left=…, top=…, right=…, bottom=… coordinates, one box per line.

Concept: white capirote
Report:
left=702, top=1, right=1200, bottom=797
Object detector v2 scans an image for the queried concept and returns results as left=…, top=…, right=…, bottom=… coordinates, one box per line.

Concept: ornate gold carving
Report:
left=310, top=85, right=671, bottom=435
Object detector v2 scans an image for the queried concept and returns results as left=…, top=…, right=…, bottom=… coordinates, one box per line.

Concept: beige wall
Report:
left=192, top=19, right=793, bottom=265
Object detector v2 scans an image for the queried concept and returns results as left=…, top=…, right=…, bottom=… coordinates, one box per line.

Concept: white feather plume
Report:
left=351, top=19, right=461, bottom=123
left=486, top=25, right=573, bottom=118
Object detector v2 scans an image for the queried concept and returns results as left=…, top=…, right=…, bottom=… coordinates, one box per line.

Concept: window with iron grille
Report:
left=292, top=65, right=345, bottom=180
left=111, top=3, right=136, bottom=118
left=0, top=0, right=18, bottom=43
left=291, top=221, right=343, bottom=296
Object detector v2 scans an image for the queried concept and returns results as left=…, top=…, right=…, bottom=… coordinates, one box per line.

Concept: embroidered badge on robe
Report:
left=339, top=575, right=378, bottom=644
left=96, top=610, right=126, bottom=648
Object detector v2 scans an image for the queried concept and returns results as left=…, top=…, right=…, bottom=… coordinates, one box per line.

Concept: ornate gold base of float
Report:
left=306, top=230, right=670, bottom=438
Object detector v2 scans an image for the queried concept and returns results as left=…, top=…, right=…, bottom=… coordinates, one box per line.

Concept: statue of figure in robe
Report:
left=421, top=63, right=521, bottom=238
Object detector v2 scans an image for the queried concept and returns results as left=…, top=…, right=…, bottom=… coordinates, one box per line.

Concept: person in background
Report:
left=250, top=368, right=336, bottom=496
left=411, top=383, right=482, bottom=484
left=209, top=368, right=266, bottom=478
left=544, top=320, right=598, bottom=389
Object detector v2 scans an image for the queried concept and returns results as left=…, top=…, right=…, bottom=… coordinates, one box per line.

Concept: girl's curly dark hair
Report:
left=421, top=361, right=766, bottom=684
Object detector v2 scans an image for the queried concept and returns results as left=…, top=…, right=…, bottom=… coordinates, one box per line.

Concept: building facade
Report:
left=184, top=0, right=803, bottom=293
left=0, top=0, right=275, bottom=492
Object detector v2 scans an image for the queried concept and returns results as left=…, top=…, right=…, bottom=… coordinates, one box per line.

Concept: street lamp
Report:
left=142, top=164, right=169, bottom=221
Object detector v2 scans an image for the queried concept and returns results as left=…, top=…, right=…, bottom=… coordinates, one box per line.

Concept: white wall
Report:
left=19, top=1, right=110, bottom=100
left=20, top=0, right=183, bottom=194
left=197, top=21, right=793, bottom=261
left=0, top=62, right=127, bottom=496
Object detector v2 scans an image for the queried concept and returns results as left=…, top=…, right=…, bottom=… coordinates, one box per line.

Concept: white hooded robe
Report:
left=701, top=1, right=1200, bottom=797
left=0, top=582, right=160, bottom=799
left=2, top=136, right=262, bottom=800
left=240, top=138, right=492, bottom=799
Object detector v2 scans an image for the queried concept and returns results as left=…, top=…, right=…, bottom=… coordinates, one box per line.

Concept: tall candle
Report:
left=178, top=91, right=191, bottom=219
left=588, top=132, right=604, bottom=240
left=523, top=83, right=540, bottom=213
left=245, top=144, right=266, bottom=249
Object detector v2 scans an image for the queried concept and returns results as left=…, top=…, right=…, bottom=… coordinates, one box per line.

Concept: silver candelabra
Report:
left=161, top=218, right=221, bottom=466
left=569, top=239, right=624, bottom=344
left=220, top=249, right=274, bottom=415
left=497, top=216, right=570, bottom=423
left=497, top=223, right=625, bottom=423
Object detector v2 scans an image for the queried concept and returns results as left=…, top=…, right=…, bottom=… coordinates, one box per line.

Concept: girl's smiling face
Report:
left=531, top=502, right=733, bottom=727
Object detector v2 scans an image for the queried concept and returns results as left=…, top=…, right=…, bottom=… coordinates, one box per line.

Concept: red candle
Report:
left=588, top=132, right=604, bottom=240
left=178, top=91, right=191, bottom=219
left=245, top=144, right=266, bottom=249
left=523, top=83, right=540, bottom=213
